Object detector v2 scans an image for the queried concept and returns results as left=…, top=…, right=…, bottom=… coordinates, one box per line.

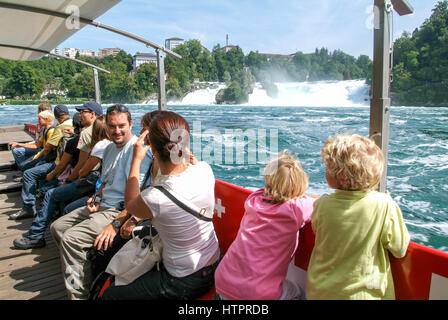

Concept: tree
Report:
left=167, top=77, right=183, bottom=101
left=223, top=71, right=231, bottom=84
left=72, top=68, right=95, bottom=99
left=60, top=73, right=75, bottom=92
left=217, top=81, right=242, bottom=104
left=6, top=64, right=44, bottom=98
left=135, top=63, right=158, bottom=96
left=356, top=55, right=371, bottom=75
left=391, top=0, right=448, bottom=106
left=246, top=51, right=266, bottom=69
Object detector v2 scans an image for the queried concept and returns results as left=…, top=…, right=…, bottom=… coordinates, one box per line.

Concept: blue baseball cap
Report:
left=76, top=101, right=103, bottom=116
left=54, top=104, right=69, bottom=117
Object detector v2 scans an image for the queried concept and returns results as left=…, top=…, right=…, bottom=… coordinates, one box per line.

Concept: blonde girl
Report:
left=215, top=151, right=316, bottom=300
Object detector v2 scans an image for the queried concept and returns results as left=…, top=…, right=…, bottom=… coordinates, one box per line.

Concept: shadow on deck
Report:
left=0, top=192, right=67, bottom=300
left=0, top=126, right=66, bottom=300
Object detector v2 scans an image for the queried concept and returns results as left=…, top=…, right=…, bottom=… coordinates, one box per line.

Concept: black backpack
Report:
left=53, top=133, right=75, bottom=163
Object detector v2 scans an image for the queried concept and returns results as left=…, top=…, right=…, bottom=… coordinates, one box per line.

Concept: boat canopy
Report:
left=0, top=0, right=180, bottom=109
left=0, top=0, right=121, bottom=61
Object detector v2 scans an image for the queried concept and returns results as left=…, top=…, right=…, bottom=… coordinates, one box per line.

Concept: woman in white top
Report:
left=61, top=118, right=112, bottom=215
left=101, top=111, right=220, bottom=300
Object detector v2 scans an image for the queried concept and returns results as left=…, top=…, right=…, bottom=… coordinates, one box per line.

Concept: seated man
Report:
left=50, top=104, right=153, bottom=300
left=65, top=101, right=104, bottom=184
left=9, top=105, right=73, bottom=220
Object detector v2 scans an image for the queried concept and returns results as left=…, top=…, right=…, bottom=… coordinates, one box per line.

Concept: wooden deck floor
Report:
left=0, top=126, right=67, bottom=300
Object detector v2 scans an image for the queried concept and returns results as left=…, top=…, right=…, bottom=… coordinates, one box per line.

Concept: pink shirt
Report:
left=215, top=189, right=315, bottom=300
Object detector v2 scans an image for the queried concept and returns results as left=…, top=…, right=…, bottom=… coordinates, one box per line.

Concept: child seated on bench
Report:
left=214, top=151, right=315, bottom=300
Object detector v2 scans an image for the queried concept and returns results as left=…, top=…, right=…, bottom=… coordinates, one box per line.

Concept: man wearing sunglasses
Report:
left=64, top=101, right=104, bottom=183
left=50, top=104, right=153, bottom=300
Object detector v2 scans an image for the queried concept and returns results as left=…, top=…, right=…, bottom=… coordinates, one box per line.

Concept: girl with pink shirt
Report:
left=214, top=151, right=315, bottom=300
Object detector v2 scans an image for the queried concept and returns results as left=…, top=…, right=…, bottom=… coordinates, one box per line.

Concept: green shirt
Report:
left=306, top=190, right=410, bottom=300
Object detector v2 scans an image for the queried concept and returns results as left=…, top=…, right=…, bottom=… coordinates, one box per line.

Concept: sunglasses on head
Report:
left=107, top=105, right=129, bottom=114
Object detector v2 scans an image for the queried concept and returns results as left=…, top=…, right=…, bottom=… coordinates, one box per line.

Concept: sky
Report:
left=59, top=0, right=441, bottom=59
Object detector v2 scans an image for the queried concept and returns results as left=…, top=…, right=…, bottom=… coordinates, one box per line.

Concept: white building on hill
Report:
left=165, top=37, right=184, bottom=51
left=62, top=48, right=78, bottom=59
left=133, top=52, right=157, bottom=69
left=79, top=49, right=95, bottom=57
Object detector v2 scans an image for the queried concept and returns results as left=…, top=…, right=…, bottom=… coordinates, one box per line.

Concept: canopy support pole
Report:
left=156, top=48, right=167, bottom=111
left=369, top=0, right=413, bottom=192
left=93, top=68, right=101, bottom=104
left=370, top=0, right=392, bottom=192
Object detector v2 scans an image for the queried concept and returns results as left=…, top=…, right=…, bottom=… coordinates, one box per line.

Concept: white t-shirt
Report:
left=101, top=135, right=153, bottom=209
left=90, top=139, right=112, bottom=159
left=141, top=161, right=219, bottom=278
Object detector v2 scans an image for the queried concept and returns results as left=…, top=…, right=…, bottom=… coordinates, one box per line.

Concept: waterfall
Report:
left=247, top=80, right=370, bottom=107
left=173, top=82, right=226, bottom=105
left=143, top=79, right=370, bottom=106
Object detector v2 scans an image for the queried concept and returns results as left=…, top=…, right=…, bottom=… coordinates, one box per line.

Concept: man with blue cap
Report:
left=64, top=101, right=104, bottom=183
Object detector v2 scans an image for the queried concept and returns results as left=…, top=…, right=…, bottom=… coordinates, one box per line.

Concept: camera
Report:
left=89, top=194, right=101, bottom=208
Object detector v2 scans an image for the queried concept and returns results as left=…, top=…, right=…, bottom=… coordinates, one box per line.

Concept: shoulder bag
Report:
left=105, top=219, right=163, bottom=286
left=75, top=169, right=101, bottom=197
left=104, top=185, right=214, bottom=286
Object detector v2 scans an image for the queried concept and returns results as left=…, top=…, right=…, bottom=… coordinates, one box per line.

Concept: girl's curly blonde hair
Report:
left=263, top=150, right=309, bottom=204
left=321, top=134, right=384, bottom=191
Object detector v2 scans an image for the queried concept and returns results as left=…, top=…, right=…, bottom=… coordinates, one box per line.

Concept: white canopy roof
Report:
left=0, top=0, right=121, bottom=61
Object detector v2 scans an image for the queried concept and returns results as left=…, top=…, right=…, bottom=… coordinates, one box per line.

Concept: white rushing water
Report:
left=160, top=79, right=370, bottom=107
left=247, top=80, right=370, bottom=107
left=179, top=82, right=226, bottom=105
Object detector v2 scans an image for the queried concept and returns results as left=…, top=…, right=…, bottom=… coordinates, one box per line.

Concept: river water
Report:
left=1, top=86, right=447, bottom=253
left=153, top=104, right=448, bottom=253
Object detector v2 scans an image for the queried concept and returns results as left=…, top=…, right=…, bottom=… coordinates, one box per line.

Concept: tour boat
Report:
left=0, top=0, right=447, bottom=300
left=17, top=122, right=448, bottom=300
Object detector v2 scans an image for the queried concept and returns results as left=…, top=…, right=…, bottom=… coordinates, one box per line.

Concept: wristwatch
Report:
left=112, top=219, right=122, bottom=229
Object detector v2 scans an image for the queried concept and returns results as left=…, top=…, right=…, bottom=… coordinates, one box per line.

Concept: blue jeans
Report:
left=12, top=147, right=44, bottom=171
left=101, top=252, right=220, bottom=300
left=27, top=181, right=83, bottom=240
left=21, top=162, right=57, bottom=213
left=63, top=196, right=90, bottom=215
